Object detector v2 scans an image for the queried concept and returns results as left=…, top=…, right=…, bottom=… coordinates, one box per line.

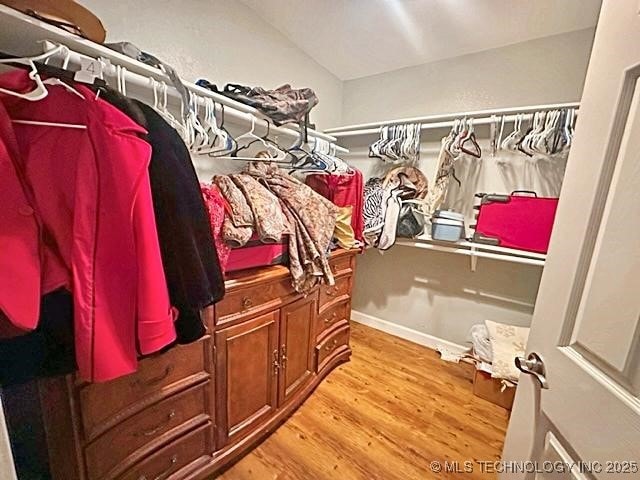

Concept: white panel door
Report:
left=502, top=0, right=640, bottom=478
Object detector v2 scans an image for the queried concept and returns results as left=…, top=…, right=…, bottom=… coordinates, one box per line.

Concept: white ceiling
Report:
left=240, top=0, right=601, bottom=81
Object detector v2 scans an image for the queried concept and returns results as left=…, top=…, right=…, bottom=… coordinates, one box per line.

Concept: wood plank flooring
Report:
left=217, top=322, right=510, bottom=480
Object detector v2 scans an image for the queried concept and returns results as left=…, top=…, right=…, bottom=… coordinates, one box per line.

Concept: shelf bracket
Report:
left=470, top=246, right=478, bottom=272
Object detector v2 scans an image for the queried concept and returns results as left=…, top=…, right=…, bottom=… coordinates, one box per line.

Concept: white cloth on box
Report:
left=485, top=320, right=530, bottom=382
left=469, top=324, right=493, bottom=363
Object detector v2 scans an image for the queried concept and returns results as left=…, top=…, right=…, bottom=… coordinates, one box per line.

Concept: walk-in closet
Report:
left=1, top=1, right=639, bottom=479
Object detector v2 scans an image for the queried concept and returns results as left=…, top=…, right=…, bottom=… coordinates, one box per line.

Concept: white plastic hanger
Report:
left=42, top=46, right=84, bottom=99
left=151, top=79, right=187, bottom=140
left=194, top=98, right=229, bottom=155
left=0, top=45, right=68, bottom=101
left=1, top=46, right=87, bottom=129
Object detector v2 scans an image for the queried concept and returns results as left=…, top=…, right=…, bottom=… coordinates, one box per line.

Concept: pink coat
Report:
left=0, top=71, right=177, bottom=381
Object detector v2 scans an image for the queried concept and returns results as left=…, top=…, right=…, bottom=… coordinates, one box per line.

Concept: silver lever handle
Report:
left=515, top=352, right=549, bottom=389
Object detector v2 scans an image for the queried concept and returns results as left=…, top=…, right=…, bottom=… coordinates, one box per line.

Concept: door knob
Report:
left=515, top=352, right=549, bottom=389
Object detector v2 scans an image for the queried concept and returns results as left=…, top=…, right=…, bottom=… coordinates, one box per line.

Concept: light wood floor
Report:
left=218, top=322, right=510, bottom=480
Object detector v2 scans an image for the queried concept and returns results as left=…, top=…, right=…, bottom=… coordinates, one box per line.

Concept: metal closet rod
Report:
left=38, top=41, right=348, bottom=153
left=324, top=102, right=580, bottom=138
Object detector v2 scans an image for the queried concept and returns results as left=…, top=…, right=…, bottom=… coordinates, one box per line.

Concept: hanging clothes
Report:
left=93, top=89, right=226, bottom=345
left=0, top=71, right=177, bottom=382
left=201, top=183, right=231, bottom=274
left=362, top=177, right=392, bottom=246
left=0, top=290, right=75, bottom=385
left=246, top=162, right=338, bottom=292
left=305, top=169, right=365, bottom=242
left=423, top=136, right=457, bottom=217
left=133, top=101, right=225, bottom=343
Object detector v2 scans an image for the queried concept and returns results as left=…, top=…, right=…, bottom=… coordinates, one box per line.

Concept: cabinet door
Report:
left=278, top=295, right=316, bottom=405
left=214, top=311, right=279, bottom=447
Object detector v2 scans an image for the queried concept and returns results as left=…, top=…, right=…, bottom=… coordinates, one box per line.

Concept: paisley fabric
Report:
left=212, top=175, right=254, bottom=228
left=222, top=216, right=252, bottom=248
left=230, top=173, right=287, bottom=244
left=246, top=162, right=338, bottom=292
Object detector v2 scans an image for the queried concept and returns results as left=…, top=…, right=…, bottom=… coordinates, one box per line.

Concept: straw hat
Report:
left=1, top=0, right=106, bottom=43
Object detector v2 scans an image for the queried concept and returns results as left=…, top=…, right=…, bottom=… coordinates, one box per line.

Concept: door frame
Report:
left=0, top=392, right=17, bottom=480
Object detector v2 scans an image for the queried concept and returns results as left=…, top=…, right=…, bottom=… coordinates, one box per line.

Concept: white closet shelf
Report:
left=325, top=102, right=580, bottom=138
left=0, top=5, right=348, bottom=153
left=394, top=234, right=546, bottom=270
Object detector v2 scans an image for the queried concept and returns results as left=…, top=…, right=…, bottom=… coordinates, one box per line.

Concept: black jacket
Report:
left=100, top=90, right=225, bottom=342
left=134, top=100, right=225, bottom=342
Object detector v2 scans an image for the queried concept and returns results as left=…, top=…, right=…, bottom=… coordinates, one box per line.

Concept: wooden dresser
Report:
left=39, top=248, right=357, bottom=480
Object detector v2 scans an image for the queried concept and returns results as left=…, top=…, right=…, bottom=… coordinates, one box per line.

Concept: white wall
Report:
left=82, top=0, right=343, bottom=129
left=341, top=28, right=595, bottom=125
left=343, top=29, right=595, bottom=347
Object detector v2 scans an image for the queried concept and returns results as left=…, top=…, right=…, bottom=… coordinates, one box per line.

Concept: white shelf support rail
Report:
left=325, top=102, right=580, bottom=138
left=0, top=5, right=347, bottom=153
left=395, top=235, right=546, bottom=269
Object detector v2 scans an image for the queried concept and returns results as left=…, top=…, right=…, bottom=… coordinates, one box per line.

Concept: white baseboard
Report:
left=350, top=310, right=470, bottom=357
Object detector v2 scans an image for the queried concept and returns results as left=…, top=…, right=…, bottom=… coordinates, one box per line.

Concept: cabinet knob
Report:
left=137, top=454, right=177, bottom=480
left=135, top=410, right=176, bottom=437
left=324, top=312, right=339, bottom=324
left=131, top=365, right=173, bottom=388
left=241, top=296, right=253, bottom=309
left=324, top=339, right=339, bottom=351
left=325, top=287, right=339, bottom=297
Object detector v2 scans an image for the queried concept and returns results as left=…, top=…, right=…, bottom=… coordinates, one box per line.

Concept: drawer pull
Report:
left=132, top=365, right=174, bottom=388
left=273, top=349, right=280, bottom=375
left=135, top=410, right=176, bottom=437
left=324, top=339, right=339, bottom=352
left=138, top=454, right=177, bottom=480
left=281, top=344, right=287, bottom=370
left=325, top=287, right=339, bottom=297
left=241, top=296, right=253, bottom=309
left=324, top=312, right=339, bottom=324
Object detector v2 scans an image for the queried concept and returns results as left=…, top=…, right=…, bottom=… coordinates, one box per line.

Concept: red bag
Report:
left=226, top=236, right=289, bottom=272
left=473, top=191, right=559, bottom=253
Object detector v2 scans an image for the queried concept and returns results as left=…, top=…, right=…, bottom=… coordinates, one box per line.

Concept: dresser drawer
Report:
left=318, top=275, right=351, bottom=313
left=85, top=383, right=209, bottom=480
left=329, top=253, right=353, bottom=277
left=216, top=278, right=297, bottom=326
left=118, top=422, right=211, bottom=480
left=315, top=300, right=350, bottom=341
left=315, top=325, right=350, bottom=372
left=79, top=340, right=209, bottom=441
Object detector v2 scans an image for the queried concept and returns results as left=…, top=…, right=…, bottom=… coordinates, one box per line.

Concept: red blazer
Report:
left=0, top=71, right=177, bottom=382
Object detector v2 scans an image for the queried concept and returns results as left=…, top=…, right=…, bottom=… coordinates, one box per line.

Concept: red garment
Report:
left=0, top=71, right=177, bottom=382
left=200, top=183, right=230, bottom=273
left=306, top=170, right=364, bottom=242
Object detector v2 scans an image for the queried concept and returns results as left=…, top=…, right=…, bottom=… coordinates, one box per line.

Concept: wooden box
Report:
left=472, top=370, right=516, bottom=410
